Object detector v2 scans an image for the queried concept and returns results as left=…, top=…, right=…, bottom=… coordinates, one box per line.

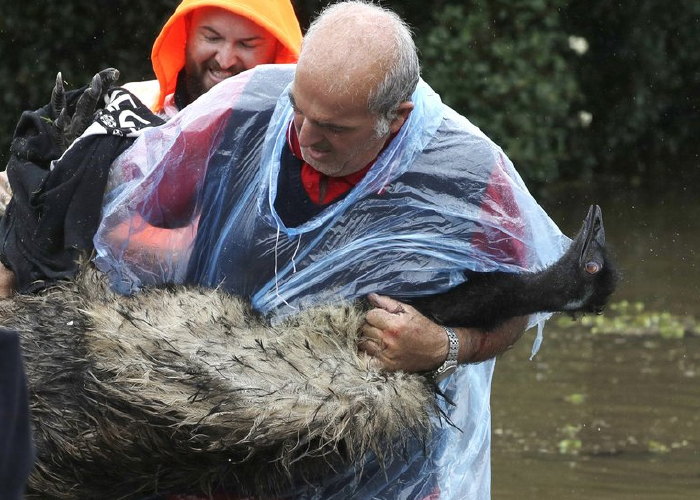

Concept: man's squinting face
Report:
left=185, top=7, right=278, bottom=102
left=289, top=67, right=396, bottom=178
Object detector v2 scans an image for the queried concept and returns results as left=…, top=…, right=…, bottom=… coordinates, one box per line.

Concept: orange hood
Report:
left=150, top=0, right=302, bottom=111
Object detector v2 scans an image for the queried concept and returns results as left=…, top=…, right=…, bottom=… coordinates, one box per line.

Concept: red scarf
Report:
left=286, top=121, right=375, bottom=205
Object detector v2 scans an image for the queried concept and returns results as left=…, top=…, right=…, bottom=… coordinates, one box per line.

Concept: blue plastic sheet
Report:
left=95, top=64, right=568, bottom=499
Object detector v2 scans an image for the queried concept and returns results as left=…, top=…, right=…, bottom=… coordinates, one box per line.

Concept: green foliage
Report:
left=1, top=0, right=696, bottom=188
left=417, top=0, right=581, bottom=185
left=562, top=0, right=700, bottom=188
left=414, top=0, right=699, bottom=188
left=0, top=1, right=178, bottom=166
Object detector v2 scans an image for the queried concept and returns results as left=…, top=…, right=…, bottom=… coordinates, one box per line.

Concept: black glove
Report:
left=50, top=68, right=120, bottom=151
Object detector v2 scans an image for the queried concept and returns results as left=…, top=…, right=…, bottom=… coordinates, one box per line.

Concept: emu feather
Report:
left=3, top=269, right=438, bottom=499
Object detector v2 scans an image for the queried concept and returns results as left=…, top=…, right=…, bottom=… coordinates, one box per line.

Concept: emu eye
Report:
left=585, top=261, right=601, bottom=274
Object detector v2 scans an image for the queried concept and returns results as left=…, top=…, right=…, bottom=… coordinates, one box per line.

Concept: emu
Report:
left=1, top=205, right=618, bottom=500
left=410, top=204, right=618, bottom=329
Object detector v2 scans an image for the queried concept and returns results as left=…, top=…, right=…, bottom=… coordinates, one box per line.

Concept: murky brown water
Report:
left=490, top=187, right=700, bottom=499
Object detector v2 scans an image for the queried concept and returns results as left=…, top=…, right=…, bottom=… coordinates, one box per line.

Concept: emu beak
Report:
left=579, top=205, right=605, bottom=273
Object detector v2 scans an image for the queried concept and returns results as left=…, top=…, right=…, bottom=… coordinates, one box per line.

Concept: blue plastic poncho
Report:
left=94, top=64, right=568, bottom=500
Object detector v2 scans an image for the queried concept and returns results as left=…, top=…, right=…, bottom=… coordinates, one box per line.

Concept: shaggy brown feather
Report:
left=0, top=265, right=438, bottom=499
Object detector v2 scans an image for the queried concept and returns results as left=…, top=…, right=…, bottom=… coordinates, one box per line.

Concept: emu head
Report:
left=559, top=205, right=619, bottom=314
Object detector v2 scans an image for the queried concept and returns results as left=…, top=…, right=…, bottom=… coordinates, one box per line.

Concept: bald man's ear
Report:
left=389, top=101, right=414, bottom=134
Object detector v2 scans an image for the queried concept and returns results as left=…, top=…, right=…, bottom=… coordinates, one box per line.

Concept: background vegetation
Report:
left=1, top=0, right=697, bottom=193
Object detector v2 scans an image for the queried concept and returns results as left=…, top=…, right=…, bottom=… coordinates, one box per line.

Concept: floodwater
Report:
left=491, top=186, right=700, bottom=499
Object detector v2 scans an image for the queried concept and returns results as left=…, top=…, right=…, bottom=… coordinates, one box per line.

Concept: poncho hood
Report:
left=150, top=0, right=302, bottom=112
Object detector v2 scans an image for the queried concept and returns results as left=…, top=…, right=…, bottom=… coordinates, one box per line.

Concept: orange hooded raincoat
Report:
left=125, top=0, right=302, bottom=114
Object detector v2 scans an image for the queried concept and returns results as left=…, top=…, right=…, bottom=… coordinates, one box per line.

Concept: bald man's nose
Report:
left=296, top=118, right=324, bottom=147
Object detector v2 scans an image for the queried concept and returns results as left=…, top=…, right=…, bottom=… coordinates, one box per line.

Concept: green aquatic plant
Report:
left=557, top=438, right=582, bottom=455
left=555, top=300, right=700, bottom=338
left=563, top=393, right=586, bottom=405
left=647, top=440, right=670, bottom=454
left=557, top=424, right=583, bottom=455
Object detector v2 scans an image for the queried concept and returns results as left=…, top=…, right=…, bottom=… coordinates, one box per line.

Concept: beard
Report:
left=184, top=57, right=245, bottom=105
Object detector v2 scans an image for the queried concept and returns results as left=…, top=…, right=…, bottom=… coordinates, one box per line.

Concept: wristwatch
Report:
left=434, top=326, right=459, bottom=381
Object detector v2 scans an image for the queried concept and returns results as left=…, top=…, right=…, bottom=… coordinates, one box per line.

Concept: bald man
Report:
left=95, top=2, right=566, bottom=498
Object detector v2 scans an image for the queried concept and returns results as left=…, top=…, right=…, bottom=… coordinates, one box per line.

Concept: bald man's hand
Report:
left=359, top=293, right=448, bottom=373
left=359, top=293, right=529, bottom=374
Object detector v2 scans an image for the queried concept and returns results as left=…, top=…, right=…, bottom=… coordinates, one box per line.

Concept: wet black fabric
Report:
left=273, top=142, right=344, bottom=228
left=0, top=329, right=34, bottom=499
left=0, top=88, right=163, bottom=293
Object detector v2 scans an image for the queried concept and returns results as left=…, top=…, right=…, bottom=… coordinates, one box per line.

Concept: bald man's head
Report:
left=297, top=1, right=420, bottom=131
left=288, top=2, right=418, bottom=177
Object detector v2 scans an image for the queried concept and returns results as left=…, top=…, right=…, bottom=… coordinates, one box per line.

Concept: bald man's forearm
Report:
left=454, top=315, right=529, bottom=364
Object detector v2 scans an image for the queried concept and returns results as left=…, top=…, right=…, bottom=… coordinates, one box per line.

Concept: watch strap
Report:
left=434, top=326, right=459, bottom=380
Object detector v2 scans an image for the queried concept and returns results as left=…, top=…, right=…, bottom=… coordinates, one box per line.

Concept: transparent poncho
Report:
left=94, top=65, right=568, bottom=500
